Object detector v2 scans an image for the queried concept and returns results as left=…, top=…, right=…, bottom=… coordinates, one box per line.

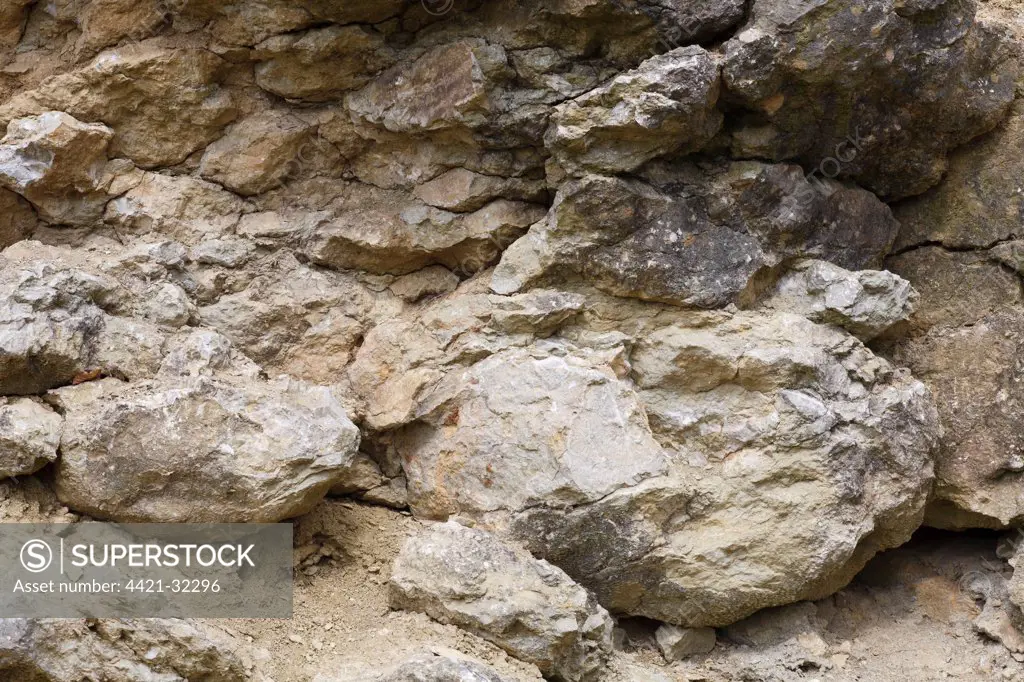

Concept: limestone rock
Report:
left=723, top=0, right=1019, bottom=199
left=199, top=112, right=315, bottom=196
left=655, top=625, right=716, bottom=661
left=413, top=168, right=547, bottom=213
left=347, top=41, right=512, bottom=134
left=0, top=254, right=114, bottom=395
left=508, top=311, right=939, bottom=627
left=105, top=172, right=250, bottom=245
left=0, top=618, right=248, bottom=682
left=397, top=342, right=667, bottom=519
left=388, top=266, right=460, bottom=303
left=0, top=46, right=237, bottom=167
left=52, top=376, right=361, bottom=522
left=0, top=112, right=115, bottom=225
left=254, top=25, right=395, bottom=102
left=322, top=650, right=518, bottom=682
left=546, top=46, right=722, bottom=176
left=304, top=184, right=545, bottom=276
left=0, top=397, right=62, bottom=478
left=390, top=521, right=613, bottom=682
left=76, top=0, right=167, bottom=54
left=764, top=260, right=917, bottom=341
left=373, top=652, right=517, bottom=682
left=492, top=163, right=899, bottom=308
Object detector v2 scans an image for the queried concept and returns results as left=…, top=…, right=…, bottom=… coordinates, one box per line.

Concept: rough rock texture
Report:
left=492, top=163, right=900, bottom=308
left=655, top=625, right=717, bottom=661
left=546, top=46, right=722, bottom=176
left=763, top=259, right=917, bottom=342
left=0, top=619, right=250, bottom=681
left=51, top=375, right=360, bottom=522
left=0, top=397, right=61, bottom=478
left=333, top=650, right=518, bottom=682
left=390, top=521, right=614, bottom=682
left=0, top=0, right=1020, bottom=678
left=884, top=97, right=1024, bottom=529
left=723, top=0, right=1020, bottom=200
left=0, top=112, right=116, bottom=225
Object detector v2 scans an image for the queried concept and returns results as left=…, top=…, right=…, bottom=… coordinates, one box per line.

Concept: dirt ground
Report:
left=2, top=459, right=1023, bottom=681
left=227, top=501, right=1024, bottom=682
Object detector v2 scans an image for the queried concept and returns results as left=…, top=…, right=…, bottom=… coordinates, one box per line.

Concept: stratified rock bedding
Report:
left=0, top=0, right=1019, bottom=678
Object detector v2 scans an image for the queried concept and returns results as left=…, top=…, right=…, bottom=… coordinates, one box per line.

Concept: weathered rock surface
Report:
left=254, top=26, right=395, bottom=102
left=0, top=112, right=116, bottom=226
left=723, top=0, right=1020, bottom=199
left=390, top=521, right=613, bottom=682
left=199, top=112, right=314, bottom=196
left=883, top=96, right=1024, bottom=529
left=492, top=163, right=900, bottom=308
left=0, top=618, right=249, bottom=681
left=355, top=281, right=940, bottom=628
left=0, top=46, right=237, bottom=168
left=0, top=397, right=61, bottom=478
left=51, top=376, right=360, bottom=522
left=763, top=259, right=917, bottom=341
left=546, top=46, right=722, bottom=176
left=303, top=183, right=545, bottom=276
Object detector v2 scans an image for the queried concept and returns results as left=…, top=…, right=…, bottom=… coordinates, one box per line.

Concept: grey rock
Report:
left=0, top=112, right=115, bottom=226
left=0, top=397, right=62, bottom=478
left=655, top=624, right=716, bottom=661
left=51, top=376, right=361, bottom=522
left=723, top=0, right=1019, bottom=199
left=0, top=618, right=249, bottom=682
left=764, top=259, right=917, bottom=341
left=546, top=46, right=722, bottom=176
left=390, top=521, right=613, bottom=682
left=492, top=162, right=899, bottom=308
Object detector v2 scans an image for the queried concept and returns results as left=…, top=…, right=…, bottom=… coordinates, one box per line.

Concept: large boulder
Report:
left=492, top=162, right=900, bottom=308
left=51, top=376, right=360, bottom=522
left=356, top=285, right=939, bottom=628
left=723, top=0, right=1019, bottom=200
left=390, top=521, right=613, bottom=682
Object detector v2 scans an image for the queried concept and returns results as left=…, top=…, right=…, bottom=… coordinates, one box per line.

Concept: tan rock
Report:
left=254, top=25, right=395, bottom=102
left=0, top=46, right=237, bottom=167
left=199, top=111, right=315, bottom=196
left=0, top=188, right=37, bottom=248
left=52, top=376, right=361, bottom=522
left=413, top=168, right=547, bottom=213
left=105, top=172, right=250, bottom=245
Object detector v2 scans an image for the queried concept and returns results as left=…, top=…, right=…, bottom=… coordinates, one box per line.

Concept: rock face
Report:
left=0, top=619, right=249, bottom=681
left=353, top=282, right=940, bottom=628
left=723, top=0, right=1019, bottom=200
left=390, top=521, right=614, bottom=682
left=883, top=98, right=1024, bottom=529
left=492, top=163, right=900, bottom=308
left=0, top=0, right=1020, bottom=677
left=52, top=376, right=360, bottom=522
